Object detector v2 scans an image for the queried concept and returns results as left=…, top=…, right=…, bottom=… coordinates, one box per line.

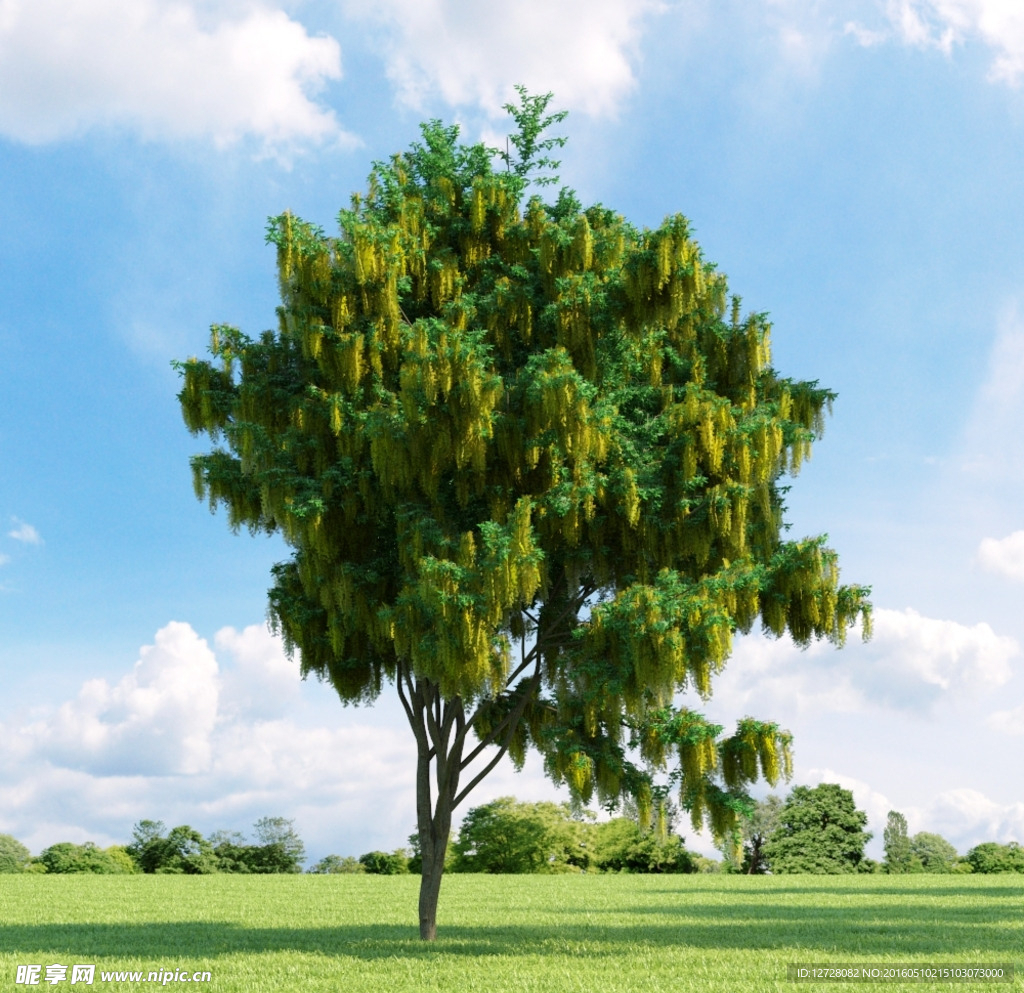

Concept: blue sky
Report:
left=2, top=0, right=1023, bottom=864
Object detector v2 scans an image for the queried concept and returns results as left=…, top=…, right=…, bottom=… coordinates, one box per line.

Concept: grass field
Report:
left=1, top=874, right=1020, bottom=992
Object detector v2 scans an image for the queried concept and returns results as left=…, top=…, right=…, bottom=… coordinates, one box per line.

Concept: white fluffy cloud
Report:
left=0, top=620, right=561, bottom=859
left=8, top=518, right=42, bottom=544
left=849, top=0, right=1024, bottom=86
left=343, top=0, right=664, bottom=117
left=977, top=531, right=1024, bottom=581
left=0, top=0, right=347, bottom=148
left=706, top=607, right=1018, bottom=716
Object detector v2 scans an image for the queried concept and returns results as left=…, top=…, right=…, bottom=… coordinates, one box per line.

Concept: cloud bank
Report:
left=343, top=0, right=664, bottom=117
left=0, top=0, right=346, bottom=148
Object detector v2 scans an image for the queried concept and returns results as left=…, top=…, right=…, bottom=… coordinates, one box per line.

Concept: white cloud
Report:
left=0, top=0, right=348, bottom=149
left=988, top=702, right=1024, bottom=735
left=23, top=621, right=220, bottom=776
left=708, top=607, right=1018, bottom=715
left=925, top=787, right=1024, bottom=847
left=343, top=0, right=664, bottom=117
left=0, top=620, right=562, bottom=859
left=977, top=531, right=1024, bottom=581
left=8, top=518, right=41, bottom=544
left=850, top=0, right=1024, bottom=86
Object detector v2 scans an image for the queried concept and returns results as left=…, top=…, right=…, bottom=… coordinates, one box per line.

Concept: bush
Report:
left=965, top=842, right=1024, bottom=874
left=359, top=850, right=410, bottom=875
left=0, top=833, right=31, bottom=873
left=308, top=854, right=365, bottom=874
left=36, top=842, right=132, bottom=874
left=591, top=818, right=697, bottom=874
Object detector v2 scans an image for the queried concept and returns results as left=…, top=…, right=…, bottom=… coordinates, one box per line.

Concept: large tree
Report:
left=177, top=89, right=870, bottom=939
left=764, top=783, right=873, bottom=874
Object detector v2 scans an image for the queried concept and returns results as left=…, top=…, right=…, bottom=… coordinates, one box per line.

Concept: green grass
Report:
left=0, top=874, right=1020, bottom=992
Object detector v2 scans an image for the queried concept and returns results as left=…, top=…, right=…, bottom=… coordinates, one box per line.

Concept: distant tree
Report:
left=176, top=88, right=871, bottom=938
left=965, top=842, right=1024, bottom=874
left=763, top=784, right=872, bottom=874
left=126, top=819, right=166, bottom=868
left=36, top=842, right=132, bottom=874
left=909, top=832, right=959, bottom=874
left=591, top=817, right=696, bottom=873
left=359, top=850, right=410, bottom=875
left=308, top=854, right=365, bottom=874
left=452, top=797, right=587, bottom=873
left=132, top=824, right=218, bottom=874
left=252, top=817, right=306, bottom=872
left=0, top=834, right=31, bottom=873
left=739, top=795, right=783, bottom=873
left=883, top=810, right=913, bottom=874
left=104, top=846, right=140, bottom=874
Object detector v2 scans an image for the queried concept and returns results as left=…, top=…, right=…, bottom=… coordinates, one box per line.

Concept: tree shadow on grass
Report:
left=2, top=900, right=1020, bottom=961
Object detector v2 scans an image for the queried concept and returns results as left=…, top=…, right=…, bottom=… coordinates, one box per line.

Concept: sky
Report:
left=1, top=0, right=1023, bottom=866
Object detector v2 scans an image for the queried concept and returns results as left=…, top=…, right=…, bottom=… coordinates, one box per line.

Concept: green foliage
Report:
left=251, top=817, right=306, bottom=873
left=0, top=833, right=31, bottom=873
left=763, top=784, right=872, bottom=874
left=452, top=798, right=586, bottom=873
left=590, top=817, right=696, bottom=873
left=883, top=810, right=912, bottom=874
left=308, top=854, right=365, bottom=874
left=909, top=832, right=960, bottom=873
left=128, top=819, right=306, bottom=874
left=35, top=842, right=133, bottom=875
left=359, top=850, right=410, bottom=875
left=965, top=841, right=1024, bottom=874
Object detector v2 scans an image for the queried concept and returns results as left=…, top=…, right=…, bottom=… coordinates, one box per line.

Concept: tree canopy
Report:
left=177, top=88, right=870, bottom=938
left=763, top=783, right=872, bottom=874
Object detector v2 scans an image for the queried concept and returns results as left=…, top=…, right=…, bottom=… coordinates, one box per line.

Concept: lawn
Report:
left=0, top=874, right=1020, bottom=992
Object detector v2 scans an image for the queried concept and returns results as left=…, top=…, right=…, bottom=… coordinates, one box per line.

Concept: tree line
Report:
left=0, top=817, right=305, bottom=874
left=4, top=784, right=1019, bottom=877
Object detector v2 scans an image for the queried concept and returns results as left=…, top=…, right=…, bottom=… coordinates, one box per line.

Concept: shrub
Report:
left=965, top=842, right=1024, bottom=874
left=36, top=842, right=132, bottom=874
left=308, top=855, right=365, bottom=874
left=359, top=850, right=410, bottom=875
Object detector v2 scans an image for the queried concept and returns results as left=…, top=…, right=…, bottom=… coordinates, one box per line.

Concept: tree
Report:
left=35, top=842, right=133, bottom=874
left=908, top=832, right=959, bottom=873
left=0, top=833, right=31, bottom=873
left=176, top=89, right=870, bottom=939
left=763, top=784, right=872, bottom=874
left=451, top=797, right=586, bottom=873
left=359, top=850, right=410, bottom=874
left=308, top=854, right=365, bottom=874
left=591, top=817, right=696, bottom=873
left=965, top=841, right=1024, bottom=874
left=252, top=817, right=306, bottom=873
left=883, top=810, right=912, bottom=874
left=739, top=794, right=783, bottom=874
left=129, top=823, right=218, bottom=874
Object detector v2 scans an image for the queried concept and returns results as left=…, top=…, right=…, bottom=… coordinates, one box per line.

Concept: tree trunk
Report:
left=417, top=814, right=450, bottom=941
